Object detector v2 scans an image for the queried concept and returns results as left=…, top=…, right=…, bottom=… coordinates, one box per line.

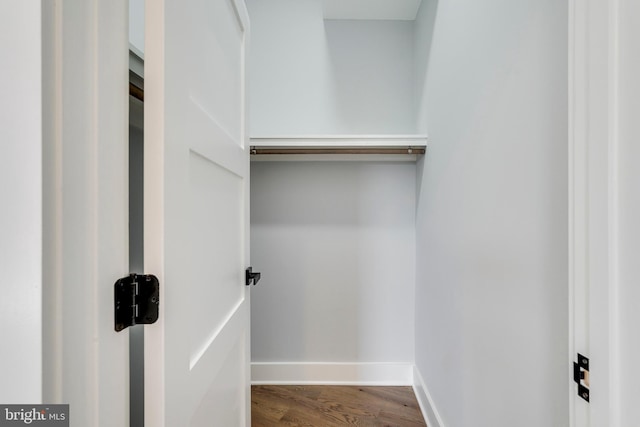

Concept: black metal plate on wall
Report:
left=577, top=353, right=589, bottom=371
left=574, top=353, right=590, bottom=402
left=578, top=384, right=590, bottom=402
left=114, top=274, right=160, bottom=332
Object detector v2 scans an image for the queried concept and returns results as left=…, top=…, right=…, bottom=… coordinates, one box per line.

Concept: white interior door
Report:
left=144, top=0, right=251, bottom=425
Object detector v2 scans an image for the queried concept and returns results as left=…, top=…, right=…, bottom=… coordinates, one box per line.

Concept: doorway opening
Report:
left=129, top=62, right=144, bottom=427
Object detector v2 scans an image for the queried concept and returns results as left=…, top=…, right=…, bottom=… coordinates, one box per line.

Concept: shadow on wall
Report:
left=250, top=161, right=416, bottom=364
left=413, top=0, right=438, bottom=137
left=250, top=162, right=414, bottom=227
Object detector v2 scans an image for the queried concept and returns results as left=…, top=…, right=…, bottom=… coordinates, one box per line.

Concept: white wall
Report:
left=246, top=0, right=415, bottom=135
left=0, top=0, right=42, bottom=403
left=413, top=1, right=568, bottom=426
left=322, top=20, right=414, bottom=134
left=129, top=0, right=144, bottom=55
left=250, top=162, right=416, bottom=375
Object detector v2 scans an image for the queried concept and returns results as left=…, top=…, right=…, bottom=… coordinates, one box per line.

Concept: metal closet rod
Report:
left=250, top=147, right=426, bottom=155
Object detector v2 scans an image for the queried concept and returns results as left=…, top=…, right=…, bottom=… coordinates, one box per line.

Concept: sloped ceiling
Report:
left=322, top=0, right=423, bottom=20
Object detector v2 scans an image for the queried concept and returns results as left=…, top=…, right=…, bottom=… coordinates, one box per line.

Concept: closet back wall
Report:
left=247, top=0, right=416, bottom=135
left=250, top=161, right=416, bottom=382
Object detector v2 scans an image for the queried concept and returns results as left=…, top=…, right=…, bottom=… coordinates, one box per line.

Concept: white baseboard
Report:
left=251, top=362, right=414, bottom=386
left=412, top=365, right=445, bottom=427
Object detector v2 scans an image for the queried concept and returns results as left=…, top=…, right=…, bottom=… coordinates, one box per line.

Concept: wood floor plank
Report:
left=251, top=385, right=427, bottom=426
left=376, top=411, right=428, bottom=427
left=251, top=395, right=288, bottom=424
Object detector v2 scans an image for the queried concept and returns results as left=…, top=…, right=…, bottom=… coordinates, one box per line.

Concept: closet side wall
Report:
left=413, top=1, right=568, bottom=426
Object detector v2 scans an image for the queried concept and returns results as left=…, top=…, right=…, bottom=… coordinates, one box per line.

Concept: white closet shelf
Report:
left=250, top=135, right=427, bottom=159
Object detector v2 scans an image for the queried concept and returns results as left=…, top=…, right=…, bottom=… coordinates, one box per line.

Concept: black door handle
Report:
left=246, top=267, right=261, bottom=286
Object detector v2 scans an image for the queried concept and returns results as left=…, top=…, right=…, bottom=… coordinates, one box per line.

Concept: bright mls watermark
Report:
left=0, top=405, right=68, bottom=426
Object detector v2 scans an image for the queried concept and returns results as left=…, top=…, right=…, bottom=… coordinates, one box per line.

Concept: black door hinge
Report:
left=573, top=353, right=590, bottom=402
left=114, top=274, right=160, bottom=332
left=246, top=267, right=261, bottom=286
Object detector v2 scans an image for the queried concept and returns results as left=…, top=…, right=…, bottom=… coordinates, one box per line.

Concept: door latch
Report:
left=114, top=274, right=160, bottom=332
left=246, top=267, right=261, bottom=286
left=573, top=353, right=590, bottom=402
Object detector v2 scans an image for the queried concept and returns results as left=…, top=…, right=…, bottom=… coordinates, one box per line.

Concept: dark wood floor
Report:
left=251, top=385, right=427, bottom=426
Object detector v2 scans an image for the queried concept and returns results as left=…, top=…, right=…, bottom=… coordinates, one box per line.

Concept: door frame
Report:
left=568, top=0, right=620, bottom=425
left=41, top=0, right=130, bottom=424
left=13, top=0, right=629, bottom=423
